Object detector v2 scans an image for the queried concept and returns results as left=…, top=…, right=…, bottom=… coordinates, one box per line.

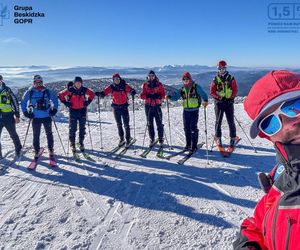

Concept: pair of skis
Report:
left=72, top=144, right=94, bottom=162
left=166, top=142, right=205, bottom=165
left=27, top=147, right=57, bottom=170
left=107, top=138, right=137, bottom=159
left=214, top=136, right=241, bottom=157
left=140, top=139, right=164, bottom=159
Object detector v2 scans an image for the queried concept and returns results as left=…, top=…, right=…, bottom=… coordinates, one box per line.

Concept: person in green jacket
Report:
left=167, top=72, right=208, bottom=152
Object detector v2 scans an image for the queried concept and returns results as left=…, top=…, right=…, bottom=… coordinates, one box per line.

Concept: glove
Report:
left=24, top=111, right=34, bottom=119
left=165, top=95, right=171, bottom=100
left=130, top=89, right=136, bottom=97
left=146, top=93, right=160, bottom=99
left=49, top=108, right=57, bottom=116
left=202, top=101, right=208, bottom=108
left=95, top=91, right=105, bottom=98
left=63, top=101, right=70, bottom=108
left=84, top=100, right=91, bottom=107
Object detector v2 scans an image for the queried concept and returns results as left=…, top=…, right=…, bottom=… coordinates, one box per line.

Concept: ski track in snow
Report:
left=0, top=104, right=276, bottom=249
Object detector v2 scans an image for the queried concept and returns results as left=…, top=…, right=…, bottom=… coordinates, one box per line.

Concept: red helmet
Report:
left=218, top=60, right=227, bottom=68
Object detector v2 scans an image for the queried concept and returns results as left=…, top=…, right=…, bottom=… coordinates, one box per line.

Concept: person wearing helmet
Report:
left=95, top=73, right=136, bottom=147
left=58, top=76, right=95, bottom=153
left=140, top=70, right=166, bottom=146
left=233, top=70, right=300, bottom=250
left=0, top=75, right=22, bottom=158
left=210, top=60, right=238, bottom=151
left=167, top=72, right=208, bottom=152
left=21, top=75, right=59, bottom=160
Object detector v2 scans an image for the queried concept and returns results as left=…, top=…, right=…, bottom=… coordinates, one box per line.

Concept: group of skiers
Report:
left=0, top=60, right=238, bottom=162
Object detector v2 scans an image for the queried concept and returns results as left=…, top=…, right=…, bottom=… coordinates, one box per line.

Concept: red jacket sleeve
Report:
left=140, top=83, right=147, bottom=100
left=125, top=83, right=133, bottom=94
left=233, top=195, right=268, bottom=250
left=86, top=88, right=95, bottom=101
left=158, top=83, right=166, bottom=99
left=210, top=81, right=220, bottom=100
left=58, top=89, right=71, bottom=102
left=103, top=85, right=112, bottom=96
left=231, top=78, right=238, bottom=99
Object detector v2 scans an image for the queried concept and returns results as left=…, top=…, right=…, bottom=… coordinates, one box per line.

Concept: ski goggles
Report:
left=113, top=77, right=120, bottom=81
left=258, top=97, right=300, bottom=136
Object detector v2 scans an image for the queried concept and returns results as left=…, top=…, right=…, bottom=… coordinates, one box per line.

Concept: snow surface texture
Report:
left=0, top=103, right=275, bottom=250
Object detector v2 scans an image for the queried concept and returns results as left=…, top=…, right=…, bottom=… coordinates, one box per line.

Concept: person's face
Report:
left=259, top=100, right=300, bottom=144
left=218, top=67, right=226, bottom=75
left=74, top=81, right=82, bottom=89
left=33, top=80, right=43, bottom=87
left=148, top=74, right=155, bottom=81
left=113, top=78, right=121, bottom=85
left=182, top=77, right=190, bottom=85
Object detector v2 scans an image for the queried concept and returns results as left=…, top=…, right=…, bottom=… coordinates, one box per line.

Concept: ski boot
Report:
left=125, top=138, right=133, bottom=148
left=149, top=139, right=156, bottom=147
left=118, top=138, right=125, bottom=147
left=79, top=144, right=85, bottom=152
left=214, top=136, right=223, bottom=147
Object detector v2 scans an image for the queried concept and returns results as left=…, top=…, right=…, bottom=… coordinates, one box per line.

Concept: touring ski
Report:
left=225, top=137, right=241, bottom=156
left=140, top=139, right=159, bottom=158
left=114, top=138, right=137, bottom=159
left=27, top=147, right=45, bottom=170
left=177, top=143, right=205, bottom=165
left=156, top=145, right=164, bottom=159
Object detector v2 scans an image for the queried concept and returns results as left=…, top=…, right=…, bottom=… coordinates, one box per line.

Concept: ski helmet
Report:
left=218, top=60, right=227, bottom=68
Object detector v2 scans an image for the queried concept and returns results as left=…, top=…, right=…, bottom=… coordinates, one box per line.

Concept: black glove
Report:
left=84, top=100, right=91, bottom=107
left=95, top=91, right=105, bottom=98
left=24, top=111, right=34, bottom=119
left=63, top=101, right=70, bottom=108
left=130, top=89, right=136, bottom=97
left=49, top=108, right=57, bottom=116
left=146, top=93, right=160, bottom=99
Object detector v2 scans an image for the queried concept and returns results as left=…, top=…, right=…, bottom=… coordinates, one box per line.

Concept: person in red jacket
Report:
left=96, top=73, right=136, bottom=147
left=233, top=70, right=300, bottom=250
left=140, top=70, right=166, bottom=146
left=58, top=76, right=95, bottom=153
left=210, top=60, right=238, bottom=149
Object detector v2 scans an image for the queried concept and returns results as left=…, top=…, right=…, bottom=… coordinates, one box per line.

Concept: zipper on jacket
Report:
left=263, top=209, right=270, bottom=237
left=285, top=216, right=292, bottom=250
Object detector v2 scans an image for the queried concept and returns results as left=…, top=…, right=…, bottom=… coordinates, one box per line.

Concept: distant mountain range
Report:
left=3, top=65, right=300, bottom=96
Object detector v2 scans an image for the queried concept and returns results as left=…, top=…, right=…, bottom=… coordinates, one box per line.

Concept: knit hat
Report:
left=244, top=70, right=300, bottom=139
left=112, top=73, right=121, bottom=79
left=148, top=70, right=156, bottom=76
left=74, top=76, right=83, bottom=83
left=33, top=75, right=43, bottom=83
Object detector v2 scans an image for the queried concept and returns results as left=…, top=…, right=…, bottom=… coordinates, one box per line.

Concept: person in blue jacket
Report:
left=21, top=75, right=58, bottom=160
left=167, top=72, right=208, bottom=152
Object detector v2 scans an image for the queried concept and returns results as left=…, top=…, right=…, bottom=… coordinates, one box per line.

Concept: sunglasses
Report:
left=182, top=78, right=190, bottom=81
left=113, top=78, right=120, bottom=81
left=148, top=74, right=155, bottom=78
left=259, top=97, right=300, bottom=136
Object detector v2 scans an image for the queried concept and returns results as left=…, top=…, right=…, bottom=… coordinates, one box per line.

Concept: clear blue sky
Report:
left=0, top=0, right=299, bottom=68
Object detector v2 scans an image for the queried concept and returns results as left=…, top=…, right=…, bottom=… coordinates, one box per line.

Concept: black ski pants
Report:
left=214, top=100, right=236, bottom=138
left=69, top=109, right=86, bottom=147
left=145, top=105, right=164, bottom=143
left=32, top=117, right=54, bottom=154
left=113, top=106, right=131, bottom=142
left=183, top=109, right=199, bottom=149
left=0, top=113, right=22, bottom=154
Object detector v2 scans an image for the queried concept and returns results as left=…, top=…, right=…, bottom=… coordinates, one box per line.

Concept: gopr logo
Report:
left=0, top=3, right=9, bottom=26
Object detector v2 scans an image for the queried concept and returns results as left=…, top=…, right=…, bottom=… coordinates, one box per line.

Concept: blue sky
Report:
left=0, top=0, right=299, bottom=68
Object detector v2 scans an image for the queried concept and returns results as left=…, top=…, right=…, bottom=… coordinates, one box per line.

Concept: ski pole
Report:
left=234, top=115, right=257, bottom=153
left=166, top=98, right=173, bottom=150
left=157, top=104, right=169, bottom=147
left=51, top=117, right=67, bottom=156
left=87, top=116, right=93, bottom=152
left=210, top=109, right=223, bottom=151
left=97, top=96, right=104, bottom=150
left=22, top=118, right=32, bottom=149
left=204, top=107, right=209, bottom=164
left=132, top=96, right=137, bottom=153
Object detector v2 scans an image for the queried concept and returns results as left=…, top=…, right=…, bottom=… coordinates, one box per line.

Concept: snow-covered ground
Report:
left=0, top=103, right=276, bottom=250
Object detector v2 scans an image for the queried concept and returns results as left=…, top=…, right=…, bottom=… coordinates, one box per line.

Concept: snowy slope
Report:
left=0, top=103, right=276, bottom=250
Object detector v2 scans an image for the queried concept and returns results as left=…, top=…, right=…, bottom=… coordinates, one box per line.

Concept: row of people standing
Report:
left=0, top=59, right=238, bottom=160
